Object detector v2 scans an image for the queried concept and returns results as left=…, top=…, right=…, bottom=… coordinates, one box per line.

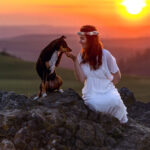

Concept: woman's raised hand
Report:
left=65, top=52, right=76, bottom=61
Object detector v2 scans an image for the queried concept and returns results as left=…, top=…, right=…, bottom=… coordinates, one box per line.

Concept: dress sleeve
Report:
left=106, top=51, right=119, bottom=73
left=77, top=53, right=82, bottom=64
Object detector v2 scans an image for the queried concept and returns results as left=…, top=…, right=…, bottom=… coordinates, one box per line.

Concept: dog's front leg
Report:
left=41, top=81, right=47, bottom=97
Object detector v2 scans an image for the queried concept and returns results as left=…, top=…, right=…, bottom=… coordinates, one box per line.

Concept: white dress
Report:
left=77, top=49, right=128, bottom=123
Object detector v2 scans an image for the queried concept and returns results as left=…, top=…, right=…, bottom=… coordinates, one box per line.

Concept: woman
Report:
left=66, top=25, right=128, bottom=124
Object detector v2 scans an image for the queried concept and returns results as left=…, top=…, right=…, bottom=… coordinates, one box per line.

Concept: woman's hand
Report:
left=65, top=52, right=76, bottom=62
left=65, top=52, right=86, bottom=83
left=111, top=71, right=121, bottom=85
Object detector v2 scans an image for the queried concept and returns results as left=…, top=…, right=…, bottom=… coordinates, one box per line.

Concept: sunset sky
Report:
left=0, top=0, right=150, bottom=27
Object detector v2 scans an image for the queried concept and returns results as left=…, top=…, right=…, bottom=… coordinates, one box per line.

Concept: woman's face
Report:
left=79, top=35, right=88, bottom=49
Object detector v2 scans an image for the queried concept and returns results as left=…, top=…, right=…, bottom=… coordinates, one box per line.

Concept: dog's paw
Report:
left=42, top=93, right=47, bottom=97
left=33, top=96, right=39, bottom=100
left=58, top=89, right=64, bottom=93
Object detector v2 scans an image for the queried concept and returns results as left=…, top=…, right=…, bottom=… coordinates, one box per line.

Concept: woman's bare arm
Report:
left=65, top=52, right=86, bottom=83
left=73, top=57, right=86, bottom=83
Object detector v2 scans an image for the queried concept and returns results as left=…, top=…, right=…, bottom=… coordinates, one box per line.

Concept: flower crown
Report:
left=77, top=31, right=99, bottom=36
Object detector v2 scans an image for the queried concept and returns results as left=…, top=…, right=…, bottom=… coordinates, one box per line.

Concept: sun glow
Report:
left=122, top=0, right=146, bottom=14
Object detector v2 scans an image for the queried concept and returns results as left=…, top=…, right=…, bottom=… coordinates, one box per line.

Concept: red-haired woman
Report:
left=66, top=25, right=128, bottom=124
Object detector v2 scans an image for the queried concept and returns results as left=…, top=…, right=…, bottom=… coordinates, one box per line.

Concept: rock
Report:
left=120, top=87, right=150, bottom=128
left=119, top=87, right=136, bottom=108
left=0, top=88, right=149, bottom=150
left=0, top=139, right=16, bottom=150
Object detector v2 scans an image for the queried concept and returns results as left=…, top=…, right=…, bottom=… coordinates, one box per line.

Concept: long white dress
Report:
left=77, top=49, right=128, bottom=123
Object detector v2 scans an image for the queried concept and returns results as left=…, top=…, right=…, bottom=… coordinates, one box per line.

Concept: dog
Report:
left=34, top=36, right=72, bottom=100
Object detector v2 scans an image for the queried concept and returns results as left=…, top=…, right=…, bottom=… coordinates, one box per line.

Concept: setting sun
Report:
left=122, top=0, right=146, bottom=14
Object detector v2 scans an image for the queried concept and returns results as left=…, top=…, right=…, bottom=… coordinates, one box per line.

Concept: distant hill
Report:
left=120, top=48, right=150, bottom=76
left=0, top=34, right=150, bottom=69
left=0, top=52, right=82, bottom=97
left=0, top=34, right=80, bottom=69
left=1, top=25, right=150, bottom=39
left=0, top=53, right=150, bottom=102
left=0, top=25, right=78, bottom=39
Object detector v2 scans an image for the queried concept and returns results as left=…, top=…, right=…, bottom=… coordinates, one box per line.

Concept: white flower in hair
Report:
left=77, top=31, right=99, bottom=36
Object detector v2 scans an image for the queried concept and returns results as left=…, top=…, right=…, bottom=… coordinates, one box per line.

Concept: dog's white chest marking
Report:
left=49, top=51, right=58, bottom=73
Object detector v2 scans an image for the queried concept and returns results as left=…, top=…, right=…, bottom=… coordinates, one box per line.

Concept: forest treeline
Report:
left=119, top=48, right=150, bottom=76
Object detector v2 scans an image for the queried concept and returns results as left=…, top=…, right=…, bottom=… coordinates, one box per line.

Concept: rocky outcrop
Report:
left=0, top=88, right=150, bottom=150
left=119, top=87, right=150, bottom=128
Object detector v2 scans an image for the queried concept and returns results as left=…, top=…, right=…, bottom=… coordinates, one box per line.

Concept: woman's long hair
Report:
left=80, top=25, right=103, bottom=70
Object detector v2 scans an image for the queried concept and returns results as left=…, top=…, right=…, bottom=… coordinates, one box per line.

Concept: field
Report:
left=0, top=53, right=150, bottom=103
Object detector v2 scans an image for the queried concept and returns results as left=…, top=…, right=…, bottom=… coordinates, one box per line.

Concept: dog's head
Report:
left=55, top=36, right=72, bottom=53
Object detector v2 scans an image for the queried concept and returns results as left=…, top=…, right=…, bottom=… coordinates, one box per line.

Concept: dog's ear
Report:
left=60, top=35, right=66, bottom=39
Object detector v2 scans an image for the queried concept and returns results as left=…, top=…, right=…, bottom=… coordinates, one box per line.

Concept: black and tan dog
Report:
left=34, top=36, right=72, bottom=100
